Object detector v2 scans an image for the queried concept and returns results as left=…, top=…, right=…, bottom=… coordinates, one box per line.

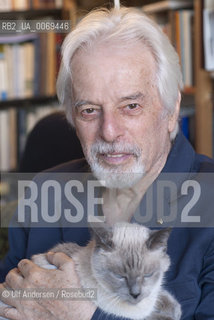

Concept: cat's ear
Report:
left=146, top=228, right=171, bottom=251
left=89, top=222, right=114, bottom=250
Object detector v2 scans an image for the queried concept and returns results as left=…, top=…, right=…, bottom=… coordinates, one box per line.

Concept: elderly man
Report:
left=0, top=7, right=214, bottom=320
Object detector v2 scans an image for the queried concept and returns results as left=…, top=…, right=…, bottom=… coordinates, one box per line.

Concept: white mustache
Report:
left=90, top=141, right=142, bottom=158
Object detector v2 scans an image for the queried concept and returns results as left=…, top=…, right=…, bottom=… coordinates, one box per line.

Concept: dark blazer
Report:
left=1, top=131, right=214, bottom=320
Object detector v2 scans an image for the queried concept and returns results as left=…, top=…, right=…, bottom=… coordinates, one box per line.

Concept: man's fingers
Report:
left=5, top=269, right=23, bottom=291
left=46, top=252, right=74, bottom=271
left=4, top=307, right=20, bottom=320
left=0, top=283, right=19, bottom=309
left=0, top=305, right=19, bottom=320
left=17, top=259, right=42, bottom=280
left=0, top=291, right=16, bottom=309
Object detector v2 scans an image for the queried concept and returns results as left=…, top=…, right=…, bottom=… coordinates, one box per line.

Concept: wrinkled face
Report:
left=71, top=42, right=177, bottom=188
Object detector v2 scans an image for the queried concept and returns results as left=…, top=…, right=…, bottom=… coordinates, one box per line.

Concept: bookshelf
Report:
left=0, top=8, right=62, bottom=18
left=0, top=95, right=57, bottom=108
left=194, top=0, right=213, bottom=157
left=142, top=1, right=195, bottom=91
left=0, top=1, right=77, bottom=171
left=142, top=0, right=213, bottom=158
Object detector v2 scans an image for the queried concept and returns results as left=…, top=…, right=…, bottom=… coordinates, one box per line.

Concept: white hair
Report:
left=56, top=7, right=183, bottom=139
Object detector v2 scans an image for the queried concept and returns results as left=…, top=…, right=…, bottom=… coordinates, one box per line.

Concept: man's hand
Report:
left=0, top=252, right=96, bottom=320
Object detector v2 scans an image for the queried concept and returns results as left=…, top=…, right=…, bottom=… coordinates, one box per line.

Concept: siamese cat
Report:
left=32, top=222, right=181, bottom=320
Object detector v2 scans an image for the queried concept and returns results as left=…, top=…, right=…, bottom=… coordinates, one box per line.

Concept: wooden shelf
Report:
left=0, top=96, right=57, bottom=109
left=194, top=0, right=213, bottom=157
left=142, top=0, right=193, bottom=13
left=0, top=9, right=62, bottom=19
left=183, top=86, right=196, bottom=95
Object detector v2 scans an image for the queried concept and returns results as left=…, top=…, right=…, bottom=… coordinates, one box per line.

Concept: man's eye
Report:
left=124, top=103, right=143, bottom=114
left=127, top=103, right=139, bottom=109
left=82, top=108, right=95, bottom=114
left=79, top=107, right=100, bottom=120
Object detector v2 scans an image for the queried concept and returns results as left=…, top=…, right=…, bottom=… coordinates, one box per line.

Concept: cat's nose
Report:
left=129, top=285, right=141, bottom=299
left=130, top=292, right=140, bottom=299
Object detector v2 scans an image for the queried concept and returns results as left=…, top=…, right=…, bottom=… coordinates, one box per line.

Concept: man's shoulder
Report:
left=45, top=158, right=90, bottom=173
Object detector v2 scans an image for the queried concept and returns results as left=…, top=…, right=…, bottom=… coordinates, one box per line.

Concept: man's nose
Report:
left=99, top=111, right=124, bottom=143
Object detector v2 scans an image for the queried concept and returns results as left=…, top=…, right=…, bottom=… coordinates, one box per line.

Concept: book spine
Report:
left=9, top=108, right=17, bottom=170
left=183, top=10, right=194, bottom=87
left=17, top=108, right=27, bottom=160
left=0, top=110, right=10, bottom=171
left=0, top=44, right=8, bottom=101
left=0, top=0, right=12, bottom=11
left=179, top=11, right=186, bottom=86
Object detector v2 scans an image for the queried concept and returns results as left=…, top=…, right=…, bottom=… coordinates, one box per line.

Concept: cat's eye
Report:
left=116, top=274, right=125, bottom=280
left=144, top=272, right=154, bottom=278
left=110, top=271, right=125, bottom=281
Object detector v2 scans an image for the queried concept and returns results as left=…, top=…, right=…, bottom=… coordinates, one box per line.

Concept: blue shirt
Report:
left=1, top=131, right=214, bottom=320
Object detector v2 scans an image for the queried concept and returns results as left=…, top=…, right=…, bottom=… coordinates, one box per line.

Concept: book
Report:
left=0, top=33, right=38, bottom=44
left=12, top=0, right=29, bottom=10
left=24, top=42, right=35, bottom=97
left=4, top=44, right=13, bottom=99
left=183, top=10, right=194, bottom=86
left=17, top=108, right=27, bottom=159
left=55, top=33, right=64, bottom=74
left=175, top=10, right=194, bottom=87
left=55, top=0, right=62, bottom=8
left=38, top=33, right=48, bottom=96
left=0, top=0, right=12, bottom=11
left=18, top=43, right=26, bottom=98
left=8, top=108, right=17, bottom=170
left=0, top=110, right=10, bottom=171
left=46, top=32, right=56, bottom=96
left=147, top=7, right=194, bottom=88
left=32, top=0, right=56, bottom=9
left=0, top=30, right=60, bottom=100
left=0, top=44, right=8, bottom=100
left=203, top=1, right=214, bottom=71
left=142, top=0, right=193, bottom=13
left=33, top=35, right=40, bottom=96
left=174, top=10, right=181, bottom=61
left=12, top=44, right=19, bottom=98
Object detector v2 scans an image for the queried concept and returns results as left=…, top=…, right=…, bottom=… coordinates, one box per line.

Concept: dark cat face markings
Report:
left=91, top=223, right=171, bottom=305
left=32, top=222, right=181, bottom=319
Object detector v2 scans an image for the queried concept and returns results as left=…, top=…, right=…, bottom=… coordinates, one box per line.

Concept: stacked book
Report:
left=0, top=31, right=63, bottom=101
left=142, top=0, right=194, bottom=88
left=0, top=0, right=63, bottom=11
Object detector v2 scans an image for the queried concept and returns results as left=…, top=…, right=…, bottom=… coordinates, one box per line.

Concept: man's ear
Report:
left=168, top=92, right=181, bottom=135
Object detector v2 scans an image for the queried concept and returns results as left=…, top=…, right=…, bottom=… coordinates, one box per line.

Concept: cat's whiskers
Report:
left=97, top=289, right=120, bottom=310
left=32, top=222, right=181, bottom=320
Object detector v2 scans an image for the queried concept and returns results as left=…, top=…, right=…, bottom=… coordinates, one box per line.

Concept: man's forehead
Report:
left=71, top=40, right=155, bottom=68
left=70, top=40, right=157, bottom=105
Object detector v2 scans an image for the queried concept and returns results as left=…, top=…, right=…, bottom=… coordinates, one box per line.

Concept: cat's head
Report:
left=90, top=222, right=171, bottom=305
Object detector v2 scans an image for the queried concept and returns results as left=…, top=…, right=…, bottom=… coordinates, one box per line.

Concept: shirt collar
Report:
left=162, top=130, right=196, bottom=173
